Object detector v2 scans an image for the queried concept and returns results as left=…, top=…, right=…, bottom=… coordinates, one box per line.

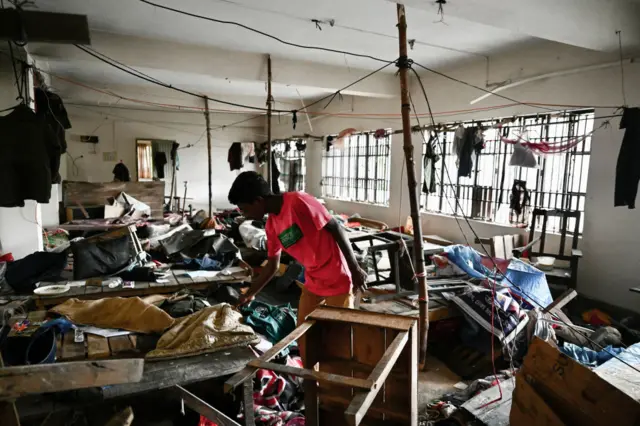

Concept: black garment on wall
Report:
left=615, top=107, right=640, bottom=209
left=154, top=152, right=167, bottom=178
left=113, top=162, right=131, bottom=182
left=0, top=105, right=59, bottom=207
left=422, top=133, right=439, bottom=195
left=458, top=127, right=483, bottom=178
left=228, top=142, right=243, bottom=171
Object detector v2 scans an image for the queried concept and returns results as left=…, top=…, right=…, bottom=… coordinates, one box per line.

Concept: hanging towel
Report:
left=422, top=133, right=439, bottom=195
left=228, top=142, right=243, bottom=170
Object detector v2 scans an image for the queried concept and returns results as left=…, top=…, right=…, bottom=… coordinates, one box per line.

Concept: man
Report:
left=228, top=172, right=367, bottom=360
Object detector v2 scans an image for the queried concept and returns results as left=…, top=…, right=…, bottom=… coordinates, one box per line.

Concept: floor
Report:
left=418, top=354, right=462, bottom=410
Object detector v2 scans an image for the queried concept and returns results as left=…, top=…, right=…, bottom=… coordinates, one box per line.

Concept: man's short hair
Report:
left=228, top=171, right=272, bottom=205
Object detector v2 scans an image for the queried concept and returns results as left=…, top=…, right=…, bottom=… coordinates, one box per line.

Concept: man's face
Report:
left=237, top=198, right=265, bottom=220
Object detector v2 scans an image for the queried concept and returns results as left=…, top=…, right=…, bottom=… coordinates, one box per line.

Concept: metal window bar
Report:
left=322, top=132, right=391, bottom=206
left=421, top=109, right=594, bottom=235
left=273, top=140, right=306, bottom=192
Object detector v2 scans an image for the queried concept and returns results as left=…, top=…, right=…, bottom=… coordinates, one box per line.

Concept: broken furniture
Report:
left=349, top=230, right=445, bottom=294
left=225, top=306, right=418, bottom=426
left=510, top=337, right=640, bottom=426
left=513, top=208, right=583, bottom=289
left=32, top=266, right=251, bottom=309
left=474, top=234, right=523, bottom=260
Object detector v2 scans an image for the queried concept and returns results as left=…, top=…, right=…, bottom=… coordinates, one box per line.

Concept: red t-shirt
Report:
left=266, top=192, right=352, bottom=297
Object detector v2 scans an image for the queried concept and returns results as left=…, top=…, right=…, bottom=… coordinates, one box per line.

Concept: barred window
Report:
left=322, top=132, right=391, bottom=205
left=273, top=140, right=306, bottom=192
left=421, top=109, right=594, bottom=234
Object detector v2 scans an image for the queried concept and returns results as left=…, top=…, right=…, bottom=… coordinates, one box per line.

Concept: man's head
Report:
left=228, top=171, right=272, bottom=219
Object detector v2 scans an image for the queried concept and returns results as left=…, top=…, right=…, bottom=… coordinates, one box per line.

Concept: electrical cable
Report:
left=412, top=61, right=558, bottom=112
left=138, top=0, right=391, bottom=64
left=410, top=66, right=640, bottom=375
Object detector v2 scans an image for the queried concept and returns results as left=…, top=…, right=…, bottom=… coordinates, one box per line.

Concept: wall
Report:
left=274, top=39, right=640, bottom=312
left=64, top=106, right=261, bottom=212
left=0, top=54, right=45, bottom=259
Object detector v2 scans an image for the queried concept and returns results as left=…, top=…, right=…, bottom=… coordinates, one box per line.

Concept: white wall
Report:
left=64, top=106, right=262, bottom=212
left=274, top=40, right=640, bottom=312
left=0, top=54, right=45, bottom=259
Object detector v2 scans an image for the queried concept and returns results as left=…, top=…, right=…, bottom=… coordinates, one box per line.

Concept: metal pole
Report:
left=267, top=54, right=273, bottom=189
left=396, top=4, right=429, bottom=366
left=204, top=98, right=213, bottom=217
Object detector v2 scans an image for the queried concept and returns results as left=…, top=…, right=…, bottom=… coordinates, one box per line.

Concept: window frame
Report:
left=273, top=140, right=306, bottom=192
left=421, top=109, right=595, bottom=234
left=321, top=131, right=392, bottom=206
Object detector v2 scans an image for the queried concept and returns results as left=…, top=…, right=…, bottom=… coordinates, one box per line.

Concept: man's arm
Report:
left=238, top=253, right=281, bottom=305
left=324, top=218, right=368, bottom=291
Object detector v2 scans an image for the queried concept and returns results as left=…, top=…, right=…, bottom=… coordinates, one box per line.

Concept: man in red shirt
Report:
left=228, top=172, right=367, bottom=360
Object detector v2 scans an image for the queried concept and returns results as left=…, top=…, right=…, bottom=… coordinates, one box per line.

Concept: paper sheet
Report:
left=77, top=325, right=133, bottom=338
left=185, top=270, right=221, bottom=278
left=221, top=266, right=245, bottom=276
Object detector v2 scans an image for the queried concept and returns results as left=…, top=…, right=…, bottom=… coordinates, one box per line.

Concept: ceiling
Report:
left=18, top=0, right=640, bottom=106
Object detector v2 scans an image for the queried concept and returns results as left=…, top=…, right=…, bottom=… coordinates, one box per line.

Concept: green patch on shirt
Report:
left=278, top=224, right=303, bottom=248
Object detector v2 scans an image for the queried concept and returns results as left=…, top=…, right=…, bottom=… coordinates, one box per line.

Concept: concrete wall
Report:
left=0, top=54, right=46, bottom=259
left=273, top=40, right=640, bottom=312
left=64, top=106, right=262, bottom=212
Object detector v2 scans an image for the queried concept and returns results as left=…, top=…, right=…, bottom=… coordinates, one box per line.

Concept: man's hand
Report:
left=350, top=266, right=368, bottom=291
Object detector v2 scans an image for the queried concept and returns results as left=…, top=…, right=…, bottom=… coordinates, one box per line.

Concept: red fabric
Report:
left=199, top=416, right=218, bottom=426
left=266, top=192, right=351, bottom=297
left=0, top=253, right=14, bottom=262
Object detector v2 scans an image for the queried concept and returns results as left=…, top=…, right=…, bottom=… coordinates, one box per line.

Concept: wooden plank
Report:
left=86, top=335, right=110, bottom=360
left=406, top=324, right=418, bottom=426
left=461, top=377, right=515, bottom=426
left=319, top=321, right=354, bottom=401
left=367, top=331, right=408, bottom=389
left=0, top=354, right=20, bottom=426
left=308, top=306, right=415, bottom=331
left=243, top=377, right=255, bottom=426
left=350, top=324, right=386, bottom=424
left=318, top=394, right=410, bottom=423
left=61, top=331, right=85, bottom=361
left=108, top=335, right=137, bottom=357
left=103, top=346, right=254, bottom=399
left=521, top=338, right=640, bottom=426
left=304, top=322, right=320, bottom=426
left=175, top=385, right=240, bottom=426
left=248, top=360, right=374, bottom=390
left=224, top=320, right=315, bottom=392
left=543, top=289, right=577, bottom=314
left=510, top=373, right=566, bottom=426
left=62, top=181, right=165, bottom=218
left=0, top=359, right=144, bottom=399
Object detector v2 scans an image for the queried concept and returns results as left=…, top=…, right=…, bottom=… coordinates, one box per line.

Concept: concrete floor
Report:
left=418, top=354, right=462, bottom=410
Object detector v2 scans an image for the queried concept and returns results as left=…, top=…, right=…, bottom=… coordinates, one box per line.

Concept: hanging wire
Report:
left=616, top=30, right=628, bottom=107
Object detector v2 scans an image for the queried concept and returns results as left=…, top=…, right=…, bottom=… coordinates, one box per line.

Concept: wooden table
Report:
left=33, top=268, right=251, bottom=309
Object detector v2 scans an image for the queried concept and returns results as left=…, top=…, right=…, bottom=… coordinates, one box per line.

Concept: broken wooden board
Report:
left=461, top=378, right=515, bottom=426
left=0, top=359, right=144, bottom=399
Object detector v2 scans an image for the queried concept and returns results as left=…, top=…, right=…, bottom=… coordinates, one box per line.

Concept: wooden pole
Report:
left=396, top=4, right=429, bottom=366
left=267, top=54, right=273, bottom=189
left=204, top=97, right=213, bottom=217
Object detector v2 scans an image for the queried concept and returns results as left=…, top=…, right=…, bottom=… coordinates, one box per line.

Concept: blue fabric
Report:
left=177, top=256, right=223, bottom=271
left=560, top=342, right=624, bottom=367
left=443, top=245, right=493, bottom=279
left=40, top=318, right=74, bottom=335
left=503, top=259, right=553, bottom=308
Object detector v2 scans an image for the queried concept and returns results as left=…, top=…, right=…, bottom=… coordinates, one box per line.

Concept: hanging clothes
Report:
left=154, top=151, right=167, bottom=178
left=112, top=162, right=131, bottom=182
left=510, top=141, right=538, bottom=168
left=228, top=142, right=243, bottom=170
left=509, top=179, right=530, bottom=226
left=458, top=127, right=484, bottom=178
left=0, top=104, right=59, bottom=207
left=422, top=132, right=439, bottom=194
left=34, top=89, right=71, bottom=184
left=170, top=142, right=180, bottom=170
left=615, top=107, right=640, bottom=209
left=271, top=152, right=281, bottom=194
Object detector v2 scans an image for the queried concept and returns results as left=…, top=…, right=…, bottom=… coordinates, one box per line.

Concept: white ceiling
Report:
left=21, top=0, right=640, bottom=105
left=32, top=0, right=530, bottom=70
